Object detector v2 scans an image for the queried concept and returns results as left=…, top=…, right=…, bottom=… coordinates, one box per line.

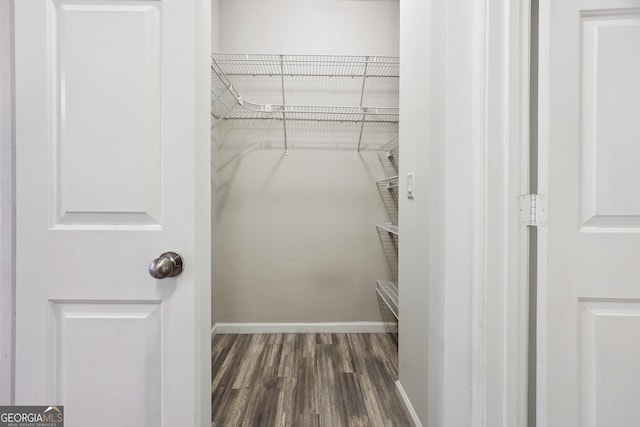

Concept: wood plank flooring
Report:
left=211, top=333, right=411, bottom=427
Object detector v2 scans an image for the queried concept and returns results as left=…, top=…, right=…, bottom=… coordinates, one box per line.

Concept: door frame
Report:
left=0, top=1, right=211, bottom=423
left=533, top=0, right=553, bottom=424
left=469, top=0, right=533, bottom=425
left=536, top=0, right=549, bottom=423
left=193, top=0, right=212, bottom=424
left=0, top=0, right=15, bottom=406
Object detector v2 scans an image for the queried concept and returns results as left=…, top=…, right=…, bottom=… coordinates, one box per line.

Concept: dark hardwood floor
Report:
left=211, top=333, right=412, bottom=426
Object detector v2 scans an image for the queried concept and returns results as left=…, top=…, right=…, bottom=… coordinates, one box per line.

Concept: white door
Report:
left=13, top=1, right=210, bottom=426
left=539, top=0, right=640, bottom=426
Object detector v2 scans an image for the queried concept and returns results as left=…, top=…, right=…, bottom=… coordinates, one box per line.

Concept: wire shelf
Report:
left=377, top=175, right=399, bottom=189
left=376, top=175, right=399, bottom=223
left=378, top=135, right=399, bottom=173
left=374, top=134, right=399, bottom=323
left=213, top=53, right=399, bottom=78
left=214, top=103, right=399, bottom=123
left=376, top=280, right=399, bottom=320
left=211, top=53, right=399, bottom=153
left=380, top=135, right=399, bottom=158
left=377, top=223, right=399, bottom=236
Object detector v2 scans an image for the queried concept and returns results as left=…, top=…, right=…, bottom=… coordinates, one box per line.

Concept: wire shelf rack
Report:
left=213, top=53, right=399, bottom=78
left=376, top=280, right=398, bottom=320
left=380, top=135, right=400, bottom=159
left=376, top=223, right=399, bottom=236
left=211, top=53, right=399, bottom=154
left=376, top=175, right=399, bottom=223
left=213, top=102, right=399, bottom=123
left=374, top=135, right=399, bottom=327
left=377, top=175, right=399, bottom=189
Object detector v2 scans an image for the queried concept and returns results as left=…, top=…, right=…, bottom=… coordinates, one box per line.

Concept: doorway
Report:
left=210, top=0, right=400, bottom=335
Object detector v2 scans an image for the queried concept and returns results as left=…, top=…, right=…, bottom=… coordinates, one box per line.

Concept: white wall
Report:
left=398, top=0, right=445, bottom=423
left=399, top=0, right=483, bottom=422
left=0, top=0, right=14, bottom=405
left=212, top=0, right=399, bottom=324
left=217, top=0, right=398, bottom=56
left=211, top=0, right=219, bottom=51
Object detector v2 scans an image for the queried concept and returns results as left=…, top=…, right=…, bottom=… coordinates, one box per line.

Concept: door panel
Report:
left=14, top=0, right=209, bottom=425
left=54, top=2, right=161, bottom=227
left=581, top=12, right=640, bottom=230
left=541, top=0, right=640, bottom=425
left=579, top=300, right=640, bottom=427
left=50, top=302, right=161, bottom=427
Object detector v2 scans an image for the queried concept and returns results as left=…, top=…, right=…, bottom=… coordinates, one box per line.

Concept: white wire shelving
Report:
left=376, top=280, right=398, bottom=320
left=380, top=135, right=400, bottom=160
left=211, top=53, right=399, bottom=154
left=377, top=175, right=399, bottom=189
left=213, top=53, right=399, bottom=78
left=376, top=223, right=399, bottom=236
left=375, top=135, right=399, bottom=326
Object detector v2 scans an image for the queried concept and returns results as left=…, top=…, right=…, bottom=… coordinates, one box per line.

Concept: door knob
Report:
left=149, top=252, right=184, bottom=279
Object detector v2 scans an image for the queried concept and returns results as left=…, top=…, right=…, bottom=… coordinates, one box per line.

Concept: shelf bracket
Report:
left=356, top=57, right=370, bottom=156
left=356, top=112, right=366, bottom=156
left=280, top=55, right=289, bottom=156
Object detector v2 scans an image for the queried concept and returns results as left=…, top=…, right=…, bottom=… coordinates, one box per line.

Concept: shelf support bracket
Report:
left=356, top=113, right=366, bottom=155
left=356, top=57, right=370, bottom=156
left=280, top=55, right=289, bottom=156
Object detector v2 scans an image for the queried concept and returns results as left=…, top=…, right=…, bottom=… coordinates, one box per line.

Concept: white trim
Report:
left=468, top=0, right=532, bottom=425
left=211, top=323, right=218, bottom=338
left=0, top=0, right=14, bottom=406
left=212, top=321, right=397, bottom=334
left=470, top=0, right=488, bottom=424
left=536, top=0, right=550, bottom=425
left=395, top=380, right=423, bottom=427
left=195, top=0, right=212, bottom=425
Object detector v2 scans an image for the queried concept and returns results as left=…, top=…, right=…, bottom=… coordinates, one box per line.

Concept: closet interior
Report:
left=211, top=0, right=400, bottom=340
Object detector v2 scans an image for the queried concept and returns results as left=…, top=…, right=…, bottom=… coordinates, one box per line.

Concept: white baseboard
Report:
left=211, top=321, right=397, bottom=335
left=396, top=380, right=423, bottom=427
left=210, top=323, right=218, bottom=339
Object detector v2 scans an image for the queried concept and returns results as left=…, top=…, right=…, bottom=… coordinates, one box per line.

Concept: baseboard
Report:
left=396, top=380, right=423, bottom=427
left=210, top=323, right=218, bottom=339
left=211, top=321, right=398, bottom=335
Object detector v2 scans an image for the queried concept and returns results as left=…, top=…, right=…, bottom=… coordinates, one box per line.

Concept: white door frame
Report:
left=477, top=0, right=533, bottom=425
left=428, top=0, right=533, bottom=425
left=465, top=0, right=533, bottom=425
left=536, top=0, right=550, bottom=422
left=0, top=1, right=211, bottom=423
left=0, top=0, right=15, bottom=406
left=194, top=1, right=213, bottom=423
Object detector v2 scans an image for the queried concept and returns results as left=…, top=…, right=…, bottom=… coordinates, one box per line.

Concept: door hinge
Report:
left=518, top=194, right=547, bottom=227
